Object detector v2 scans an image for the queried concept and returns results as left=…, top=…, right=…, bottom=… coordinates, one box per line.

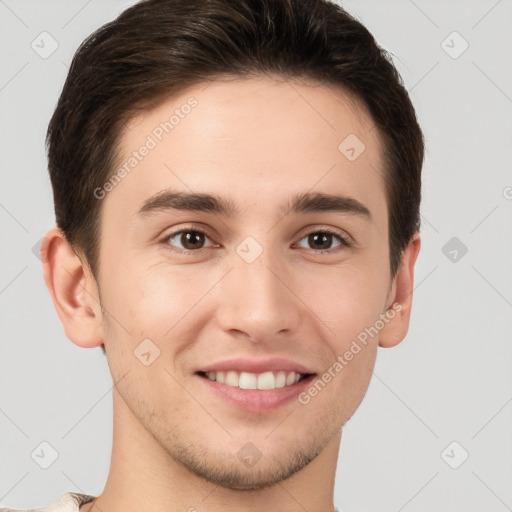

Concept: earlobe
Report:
left=42, top=227, right=104, bottom=349
left=378, top=233, right=421, bottom=348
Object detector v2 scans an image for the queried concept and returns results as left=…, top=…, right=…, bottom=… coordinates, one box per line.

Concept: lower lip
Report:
left=197, top=373, right=316, bottom=413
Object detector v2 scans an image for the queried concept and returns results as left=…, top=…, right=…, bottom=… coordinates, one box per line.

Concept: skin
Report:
left=43, top=74, right=420, bottom=512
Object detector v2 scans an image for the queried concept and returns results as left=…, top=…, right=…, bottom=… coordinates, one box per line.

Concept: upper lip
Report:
left=197, top=357, right=315, bottom=375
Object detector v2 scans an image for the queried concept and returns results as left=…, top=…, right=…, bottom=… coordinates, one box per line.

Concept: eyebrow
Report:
left=137, top=189, right=372, bottom=221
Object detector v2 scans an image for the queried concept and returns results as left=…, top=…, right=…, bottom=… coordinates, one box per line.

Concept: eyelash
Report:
left=161, top=225, right=352, bottom=254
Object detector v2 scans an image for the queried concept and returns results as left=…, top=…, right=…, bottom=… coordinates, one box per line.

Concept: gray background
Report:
left=0, top=1, right=511, bottom=511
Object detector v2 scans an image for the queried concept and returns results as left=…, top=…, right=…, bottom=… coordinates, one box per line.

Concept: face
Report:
left=94, top=75, right=394, bottom=489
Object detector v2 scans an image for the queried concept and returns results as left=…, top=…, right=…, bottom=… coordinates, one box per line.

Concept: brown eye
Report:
left=296, top=230, right=350, bottom=252
left=308, top=233, right=333, bottom=250
left=166, top=229, right=213, bottom=251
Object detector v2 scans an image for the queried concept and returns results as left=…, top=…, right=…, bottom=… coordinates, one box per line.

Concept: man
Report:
left=1, top=0, right=423, bottom=510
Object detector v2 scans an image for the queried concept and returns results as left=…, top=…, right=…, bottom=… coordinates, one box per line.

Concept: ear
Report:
left=378, top=232, right=421, bottom=348
left=41, top=227, right=104, bottom=349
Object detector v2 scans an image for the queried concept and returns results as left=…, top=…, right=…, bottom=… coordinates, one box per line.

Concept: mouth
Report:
left=197, top=370, right=313, bottom=390
left=196, top=370, right=317, bottom=413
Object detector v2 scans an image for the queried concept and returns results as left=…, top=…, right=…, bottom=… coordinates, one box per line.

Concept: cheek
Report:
left=298, top=262, right=388, bottom=347
left=99, top=262, right=213, bottom=354
left=99, top=268, right=199, bottom=402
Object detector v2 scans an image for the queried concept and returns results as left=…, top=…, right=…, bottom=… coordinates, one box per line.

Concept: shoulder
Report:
left=0, top=492, right=96, bottom=512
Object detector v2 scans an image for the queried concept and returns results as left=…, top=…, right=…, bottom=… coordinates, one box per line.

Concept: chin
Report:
left=173, top=443, right=320, bottom=491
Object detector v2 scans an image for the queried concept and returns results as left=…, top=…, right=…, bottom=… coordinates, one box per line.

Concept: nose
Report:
left=215, top=244, right=302, bottom=343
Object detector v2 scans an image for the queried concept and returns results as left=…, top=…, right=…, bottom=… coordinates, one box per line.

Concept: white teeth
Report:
left=257, top=371, right=275, bottom=390
left=204, top=370, right=305, bottom=390
left=239, top=372, right=257, bottom=389
left=225, top=370, right=239, bottom=387
left=275, top=371, right=286, bottom=388
left=285, top=372, right=296, bottom=386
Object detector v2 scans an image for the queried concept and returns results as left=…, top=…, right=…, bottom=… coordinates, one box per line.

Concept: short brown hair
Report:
left=47, top=0, right=423, bottom=281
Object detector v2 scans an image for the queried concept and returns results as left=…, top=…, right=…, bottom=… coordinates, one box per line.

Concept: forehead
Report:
left=107, top=75, right=386, bottom=222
